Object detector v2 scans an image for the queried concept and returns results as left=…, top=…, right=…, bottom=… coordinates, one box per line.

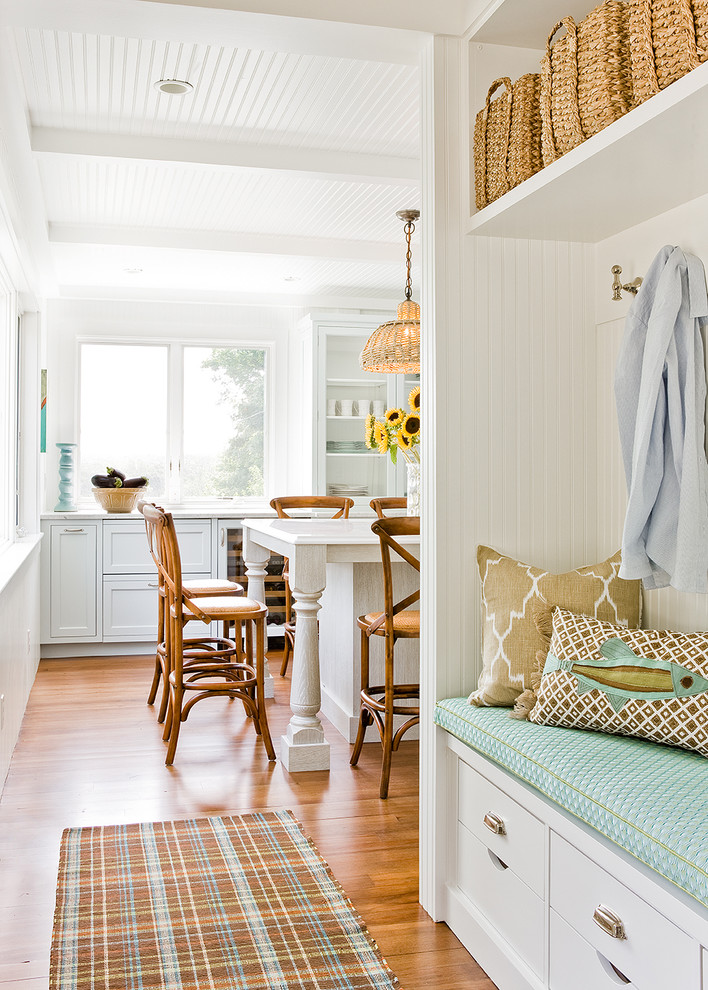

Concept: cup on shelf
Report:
left=339, top=399, right=353, bottom=417
left=327, top=399, right=337, bottom=416
left=372, top=400, right=385, bottom=418
left=355, top=399, right=371, bottom=417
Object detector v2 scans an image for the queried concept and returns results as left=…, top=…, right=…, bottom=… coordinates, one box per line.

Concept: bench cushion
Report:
left=435, top=698, right=708, bottom=909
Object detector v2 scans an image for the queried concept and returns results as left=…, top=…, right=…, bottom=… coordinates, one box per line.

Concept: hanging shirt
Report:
left=615, top=244, right=708, bottom=593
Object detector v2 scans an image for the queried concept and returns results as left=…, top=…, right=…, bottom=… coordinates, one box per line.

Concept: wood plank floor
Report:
left=0, top=654, right=496, bottom=990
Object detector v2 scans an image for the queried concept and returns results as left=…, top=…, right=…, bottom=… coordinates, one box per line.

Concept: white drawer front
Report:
left=458, top=758, right=545, bottom=896
left=551, top=909, right=640, bottom=990
left=457, top=821, right=544, bottom=977
left=551, top=833, right=699, bottom=990
left=103, top=574, right=212, bottom=640
left=103, top=519, right=212, bottom=573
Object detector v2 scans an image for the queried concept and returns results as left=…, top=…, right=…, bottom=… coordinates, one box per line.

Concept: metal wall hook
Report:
left=612, top=265, right=643, bottom=301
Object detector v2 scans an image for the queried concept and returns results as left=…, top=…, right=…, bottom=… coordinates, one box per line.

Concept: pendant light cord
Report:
left=404, top=218, right=415, bottom=301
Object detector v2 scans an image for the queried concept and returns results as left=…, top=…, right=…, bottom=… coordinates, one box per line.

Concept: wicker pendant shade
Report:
left=360, top=210, right=420, bottom=374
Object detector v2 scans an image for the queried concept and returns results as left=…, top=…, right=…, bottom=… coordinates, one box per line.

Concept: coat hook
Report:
left=612, top=265, right=643, bottom=301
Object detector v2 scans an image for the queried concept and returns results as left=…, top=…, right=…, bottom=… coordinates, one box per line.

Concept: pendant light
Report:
left=360, top=209, right=420, bottom=374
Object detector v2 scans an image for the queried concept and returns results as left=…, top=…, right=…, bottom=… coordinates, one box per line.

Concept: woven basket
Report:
left=630, top=0, right=706, bottom=106
left=474, top=74, right=542, bottom=210
left=541, top=2, right=633, bottom=166
left=474, top=77, right=512, bottom=210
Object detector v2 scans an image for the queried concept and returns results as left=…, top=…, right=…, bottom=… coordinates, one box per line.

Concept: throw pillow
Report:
left=528, top=605, right=708, bottom=758
left=468, top=546, right=642, bottom=708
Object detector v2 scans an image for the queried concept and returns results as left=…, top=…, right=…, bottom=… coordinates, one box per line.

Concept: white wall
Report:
left=0, top=545, right=40, bottom=786
left=43, top=297, right=302, bottom=509
left=595, top=192, right=708, bottom=632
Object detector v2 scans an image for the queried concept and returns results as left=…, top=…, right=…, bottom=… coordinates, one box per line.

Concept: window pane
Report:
left=182, top=347, right=266, bottom=498
left=79, top=344, right=167, bottom=498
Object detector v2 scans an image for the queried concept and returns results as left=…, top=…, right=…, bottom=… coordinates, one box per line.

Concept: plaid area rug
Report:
left=50, top=809, right=399, bottom=990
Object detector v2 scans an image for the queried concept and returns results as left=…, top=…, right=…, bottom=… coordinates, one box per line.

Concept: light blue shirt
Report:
left=615, top=245, right=708, bottom=593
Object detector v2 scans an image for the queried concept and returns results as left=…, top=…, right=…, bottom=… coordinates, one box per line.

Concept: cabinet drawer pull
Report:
left=63, top=527, right=85, bottom=533
left=593, top=904, right=626, bottom=940
left=483, top=812, right=506, bottom=835
left=147, top=582, right=159, bottom=588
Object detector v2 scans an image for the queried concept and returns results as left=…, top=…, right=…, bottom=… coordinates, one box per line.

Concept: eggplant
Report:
left=122, top=476, right=148, bottom=488
left=92, top=474, right=122, bottom=488
left=106, top=467, right=126, bottom=481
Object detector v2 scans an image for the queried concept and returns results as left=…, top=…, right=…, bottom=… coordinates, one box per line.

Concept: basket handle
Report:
left=485, top=76, right=512, bottom=109
left=541, top=17, right=583, bottom=165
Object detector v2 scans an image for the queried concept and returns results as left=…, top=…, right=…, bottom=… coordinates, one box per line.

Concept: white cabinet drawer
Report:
left=551, top=909, right=640, bottom=990
left=103, top=519, right=212, bottom=573
left=103, top=574, right=212, bottom=640
left=457, top=821, right=544, bottom=977
left=551, top=833, right=700, bottom=990
left=458, top=758, right=545, bottom=895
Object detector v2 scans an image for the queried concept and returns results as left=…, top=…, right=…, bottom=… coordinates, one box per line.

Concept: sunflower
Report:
left=364, top=413, right=375, bottom=449
left=408, top=385, right=421, bottom=412
left=397, top=432, right=413, bottom=451
left=385, top=407, right=404, bottom=426
left=402, top=413, right=421, bottom=438
left=374, top=420, right=389, bottom=453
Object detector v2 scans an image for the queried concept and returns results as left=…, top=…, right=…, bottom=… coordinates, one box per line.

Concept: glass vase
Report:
left=406, top=461, right=421, bottom=516
left=55, top=442, right=78, bottom=512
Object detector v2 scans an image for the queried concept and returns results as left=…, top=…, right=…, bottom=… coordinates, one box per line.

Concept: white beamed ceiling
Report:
left=2, top=2, right=423, bottom=302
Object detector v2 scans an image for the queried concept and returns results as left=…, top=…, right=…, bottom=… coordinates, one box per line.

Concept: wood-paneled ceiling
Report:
left=0, top=0, right=434, bottom=306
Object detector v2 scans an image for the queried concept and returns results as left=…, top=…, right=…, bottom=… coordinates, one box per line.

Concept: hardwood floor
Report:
left=0, top=653, right=496, bottom=990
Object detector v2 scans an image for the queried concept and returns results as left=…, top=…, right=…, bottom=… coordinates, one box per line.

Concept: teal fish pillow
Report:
left=527, top=605, right=708, bottom=757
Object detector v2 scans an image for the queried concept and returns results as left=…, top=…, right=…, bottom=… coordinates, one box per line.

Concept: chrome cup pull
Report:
left=483, top=812, right=506, bottom=835
left=593, top=904, right=626, bottom=940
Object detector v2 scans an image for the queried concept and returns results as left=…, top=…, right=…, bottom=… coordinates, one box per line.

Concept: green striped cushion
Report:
left=435, top=698, right=708, bottom=909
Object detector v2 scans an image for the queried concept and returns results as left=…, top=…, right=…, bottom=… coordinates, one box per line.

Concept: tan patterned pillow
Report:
left=528, top=606, right=708, bottom=757
left=468, top=547, right=642, bottom=708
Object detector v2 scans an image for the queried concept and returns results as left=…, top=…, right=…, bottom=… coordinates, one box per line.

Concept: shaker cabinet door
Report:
left=49, top=524, right=99, bottom=638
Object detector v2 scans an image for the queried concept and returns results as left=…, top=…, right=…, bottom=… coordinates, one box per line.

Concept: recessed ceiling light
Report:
left=283, top=275, right=300, bottom=282
left=123, top=267, right=143, bottom=274
left=154, top=79, right=194, bottom=96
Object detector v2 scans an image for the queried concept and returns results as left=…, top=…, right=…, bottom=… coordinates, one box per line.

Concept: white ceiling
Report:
left=0, top=0, right=430, bottom=306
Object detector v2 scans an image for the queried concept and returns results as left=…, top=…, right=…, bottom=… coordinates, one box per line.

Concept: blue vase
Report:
left=55, top=442, right=78, bottom=512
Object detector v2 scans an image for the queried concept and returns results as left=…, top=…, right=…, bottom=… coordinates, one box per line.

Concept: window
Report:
left=78, top=341, right=268, bottom=503
left=0, top=268, right=17, bottom=547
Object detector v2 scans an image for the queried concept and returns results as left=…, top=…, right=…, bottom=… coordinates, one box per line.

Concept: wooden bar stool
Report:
left=141, top=504, right=275, bottom=766
left=140, top=501, right=244, bottom=723
left=350, top=516, right=420, bottom=799
left=270, top=495, right=354, bottom=675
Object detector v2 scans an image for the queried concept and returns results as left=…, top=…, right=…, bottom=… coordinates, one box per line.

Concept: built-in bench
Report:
left=434, top=699, right=708, bottom=990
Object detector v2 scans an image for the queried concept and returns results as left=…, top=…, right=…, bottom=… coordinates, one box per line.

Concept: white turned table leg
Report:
left=281, top=544, right=330, bottom=771
left=242, top=530, right=274, bottom=699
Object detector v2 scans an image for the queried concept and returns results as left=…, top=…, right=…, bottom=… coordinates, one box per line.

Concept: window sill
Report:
left=0, top=534, right=43, bottom=596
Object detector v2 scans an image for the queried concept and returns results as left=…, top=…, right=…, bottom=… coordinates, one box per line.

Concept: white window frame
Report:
left=77, top=335, right=275, bottom=506
left=0, top=263, right=18, bottom=551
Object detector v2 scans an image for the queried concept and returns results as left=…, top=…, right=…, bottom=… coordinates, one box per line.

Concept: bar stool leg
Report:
left=350, top=627, right=372, bottom=766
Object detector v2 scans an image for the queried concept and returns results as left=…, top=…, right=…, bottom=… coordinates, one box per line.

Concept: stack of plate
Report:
left=326, top=440, right=368, bottom=453
left=328, top=483, right=369, bottom=497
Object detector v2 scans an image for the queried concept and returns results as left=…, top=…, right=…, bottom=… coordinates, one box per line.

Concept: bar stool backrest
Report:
left=370, top=516, right=420, bottom=639
left=270, top=495, right=354, bottom=518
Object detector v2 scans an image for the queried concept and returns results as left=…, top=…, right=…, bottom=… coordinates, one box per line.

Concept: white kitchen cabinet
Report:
left=44, top=522, right=100, bottom=640
left=298, top=314, right=419, bottom=510
left=41, top=515, right=215, bottom=648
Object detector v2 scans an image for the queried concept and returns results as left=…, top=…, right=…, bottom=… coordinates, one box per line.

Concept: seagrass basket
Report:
left=474, top=74, right=542, bottom=211
left=630, top=0, right=708, bottom=106
left=541, top=1, right=633, bottom=166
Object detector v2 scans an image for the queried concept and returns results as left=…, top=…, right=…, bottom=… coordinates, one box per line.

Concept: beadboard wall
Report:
left=459, top=234, right=596, bottom=692
left=594, top=191, right=708, bottom=633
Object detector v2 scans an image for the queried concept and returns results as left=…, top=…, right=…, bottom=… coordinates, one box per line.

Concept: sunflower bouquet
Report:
left=365, top=385, right=421, bottom=464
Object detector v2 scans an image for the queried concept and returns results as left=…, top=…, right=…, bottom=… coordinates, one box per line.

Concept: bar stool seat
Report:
left=360, top=610, right=420, bottom=635
left=183, top=578, right=243, bottom=596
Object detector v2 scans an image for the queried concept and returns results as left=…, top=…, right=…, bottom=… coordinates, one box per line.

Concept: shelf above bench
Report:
left=467, top=62, right=708, bottom=243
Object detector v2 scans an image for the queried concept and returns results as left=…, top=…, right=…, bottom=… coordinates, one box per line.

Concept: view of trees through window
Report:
left=79, top=342, right=267, bottom=501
